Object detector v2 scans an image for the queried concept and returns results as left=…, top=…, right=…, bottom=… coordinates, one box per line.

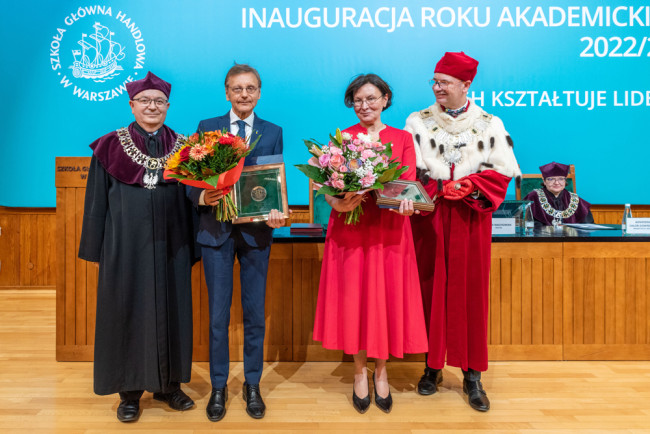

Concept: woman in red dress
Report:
left=312, top=74, right=428, bottom=414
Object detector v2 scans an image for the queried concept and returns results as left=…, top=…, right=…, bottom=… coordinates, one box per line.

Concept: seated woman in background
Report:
left=524, top=162, right=593, bottom=226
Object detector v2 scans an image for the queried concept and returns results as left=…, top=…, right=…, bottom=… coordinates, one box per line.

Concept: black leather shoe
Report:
left=463, top=380, right=490, bottom=412
left=153, top=388, right=195, bottom=411
left=243, top=383, right=266, bottom=419
left=352, top=382, right=370, bottom=414
left=117, top=399, right=140, bottom=422
left=372, top=372, right=393, bottom=413
left=417, top=367, right=443, bottom=395
left=206, top=386, right=228, bottom=422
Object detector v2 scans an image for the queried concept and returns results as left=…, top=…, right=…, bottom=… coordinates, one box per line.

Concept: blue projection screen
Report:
left=1, top=0, right=649, bottom=207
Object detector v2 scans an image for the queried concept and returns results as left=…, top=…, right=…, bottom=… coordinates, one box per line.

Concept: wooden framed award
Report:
left=373, top=180, right=436, bottom=212
left=232, top=162, right=290, bottom=224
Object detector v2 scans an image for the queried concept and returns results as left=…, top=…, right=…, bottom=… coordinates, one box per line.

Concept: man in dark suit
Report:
left=186, top=64, right=285, bottom=422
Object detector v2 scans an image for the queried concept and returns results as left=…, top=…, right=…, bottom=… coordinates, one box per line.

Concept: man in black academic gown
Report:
left=79, top=72, right=197, bottom=423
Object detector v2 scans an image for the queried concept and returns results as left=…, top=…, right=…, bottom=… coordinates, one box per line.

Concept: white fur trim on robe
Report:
left=404, top=100, right=521, bottom=181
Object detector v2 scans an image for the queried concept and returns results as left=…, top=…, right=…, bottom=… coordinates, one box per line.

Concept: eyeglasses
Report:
left=353, top=95, right=383, bottom=107
left=228, top=86, right=259, bottom=94
left=132, top=97, right=168, bottom=107
left=429, top=79, right=460, bottom=89
left=545, top=177, right=567, bottom=183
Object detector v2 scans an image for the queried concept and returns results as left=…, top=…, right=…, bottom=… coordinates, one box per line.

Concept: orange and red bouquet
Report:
left=164, top=129, right=258, bottom=221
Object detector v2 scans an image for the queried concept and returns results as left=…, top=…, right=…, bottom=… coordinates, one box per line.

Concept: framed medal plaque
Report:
left=373, top=180, right=436, bottom=212
left=232, top=162, right=289, bottom=224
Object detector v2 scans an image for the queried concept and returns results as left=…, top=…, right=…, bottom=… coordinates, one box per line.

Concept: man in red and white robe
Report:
left=404, top=52, right=521, bottom=412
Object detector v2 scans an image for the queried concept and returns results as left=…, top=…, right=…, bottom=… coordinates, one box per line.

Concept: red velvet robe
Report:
left=411, top=169, right=511, bottom=372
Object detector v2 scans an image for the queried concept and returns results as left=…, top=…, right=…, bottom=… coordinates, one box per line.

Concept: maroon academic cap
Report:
left=126, top=71, right=171, bottom=100
left=434, top=51, right=479, bottom=82
left=539, top=162, right=570, bottom=178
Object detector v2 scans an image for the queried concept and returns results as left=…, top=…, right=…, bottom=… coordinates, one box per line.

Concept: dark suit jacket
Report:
left=187, top=112, right=283, bottom=248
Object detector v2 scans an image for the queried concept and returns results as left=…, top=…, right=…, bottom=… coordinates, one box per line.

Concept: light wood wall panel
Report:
left=489, top=243, right=563, bottom=360
left=591, top=205, right=650, bottom=225
left=0, top=208, right=56, bottom=288
left=563, top=243, right=650, bottom=360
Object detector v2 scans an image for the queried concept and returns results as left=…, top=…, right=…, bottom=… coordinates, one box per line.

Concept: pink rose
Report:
left=339, top=165, right=349, bottom=173
left=329, top=146, right=343, bottom=156
left=361, top=149, right=376, bottom=160
left=329, top=154, right=345, bottom=170
left=318, top=154, right=331, bottom=167
left=347, top=144, right=358, bottom=152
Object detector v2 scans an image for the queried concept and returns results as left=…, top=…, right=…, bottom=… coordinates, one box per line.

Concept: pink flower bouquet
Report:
left=295, top=128, right=407, bottom=224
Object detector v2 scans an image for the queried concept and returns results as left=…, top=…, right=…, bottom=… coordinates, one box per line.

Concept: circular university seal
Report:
left=251, top=186, right=267, bottom=202
left=49, top=5, right=147, bottom=103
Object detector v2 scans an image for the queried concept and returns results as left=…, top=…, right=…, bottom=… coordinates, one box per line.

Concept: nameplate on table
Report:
left=626, top=218, right=650, bottom=235
left=492, top=218, right=516, bottom=234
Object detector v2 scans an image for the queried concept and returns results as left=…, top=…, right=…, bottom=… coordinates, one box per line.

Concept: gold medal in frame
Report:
left=232, top=162, right=289, bottom=224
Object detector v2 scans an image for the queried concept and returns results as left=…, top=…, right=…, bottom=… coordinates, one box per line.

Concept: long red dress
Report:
left=312, top=124, right=429, bottom=360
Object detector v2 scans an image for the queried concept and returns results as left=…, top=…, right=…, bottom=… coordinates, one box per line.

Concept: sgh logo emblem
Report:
left=49, top=6, right=146, bottom=102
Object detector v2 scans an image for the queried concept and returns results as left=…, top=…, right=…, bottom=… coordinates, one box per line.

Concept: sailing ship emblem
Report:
left=70, top=22, right=125, bottom=82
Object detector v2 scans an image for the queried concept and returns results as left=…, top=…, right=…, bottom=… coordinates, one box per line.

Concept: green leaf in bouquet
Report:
left=394, top=166, right=409, bottom=178
left=202, top=174, right=223, bottom=188
left=315, top=185, right=340, bottom=197
left=383, top=141, right=394, bottom=157
left=295, top=164, right=327, bottom=183
left=164, top=173, right=184, bottom=180
left=377, top=167, right=398, bottom=184
left=329, top=132, right=342, bottom=148
left=303, top=139, right=320, bottom=151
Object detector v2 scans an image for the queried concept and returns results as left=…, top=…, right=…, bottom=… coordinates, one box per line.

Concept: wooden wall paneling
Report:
left=521, top=258, right=532, bottom=345
left=264, top=243, right=293, bottom=361
left=291, top=243, right=347, bottom=361
left=605, top=257, right=616, bottom=345
left=489, top=257, right=501, bottom=344
left=563, top=242, right=650, bottom=360
left=74, top=188, right=87, bottom=346
left=572, top=257, right=584, bottom=345
left=0, top=213, right=20, bottom=287
left=593, top=258, right=605, bottom=344
left=500, top=258, right=512, bottom=345
left=490, top=243, right=563, bottom=360
left=55, top=191, right=66, bottom=350
left=511, top=257, right=522, bottom=345
left=542, top=258, right=555, bottom=344
left=64, top=187, right=76, bottom=348
left=637, top=259, right=648, bottom=345
left=531, top=258, right=543, bottom=345
left=591, top=205, right=650, bottom=225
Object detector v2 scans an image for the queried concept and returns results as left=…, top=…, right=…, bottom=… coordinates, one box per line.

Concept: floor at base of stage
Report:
left=1, top=289, right=649, bottom=433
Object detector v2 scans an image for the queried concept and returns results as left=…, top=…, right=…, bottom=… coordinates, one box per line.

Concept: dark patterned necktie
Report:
left=236, top=120, right=247, bottom=139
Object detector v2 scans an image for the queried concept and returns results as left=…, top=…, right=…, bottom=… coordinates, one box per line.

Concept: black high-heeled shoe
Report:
left=373, top=372, right=393, bottom=413
left=352, top=380, right=371, bottom=414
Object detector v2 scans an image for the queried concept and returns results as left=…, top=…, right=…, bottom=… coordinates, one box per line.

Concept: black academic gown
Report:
left=78, top=123, right=195, bottom=395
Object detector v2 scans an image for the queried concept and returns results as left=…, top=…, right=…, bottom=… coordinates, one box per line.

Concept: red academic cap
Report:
left=126, top=71, right=172, bottom=100
left=539, top=162, right=570, bottom=178
left=434, top=51, right=479, bottom=82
